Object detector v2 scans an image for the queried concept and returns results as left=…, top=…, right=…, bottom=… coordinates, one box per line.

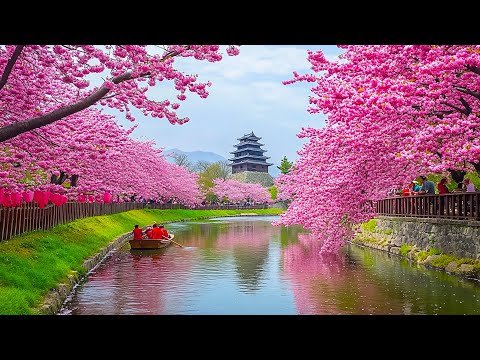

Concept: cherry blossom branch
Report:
left=0, top=71, right=137, bottom=143
left=0, top=45, right=24, bottom=91
left=0, top=48, right=183, bottom=143
left=465, top=64, right=480, bottom=76
left=440, top=101, right=470, bottom=116
left=453, top=86, right=480, bottom=101
left=31, top=130, right=61, bottom=147
left=459, top=97, right=472, bottom=115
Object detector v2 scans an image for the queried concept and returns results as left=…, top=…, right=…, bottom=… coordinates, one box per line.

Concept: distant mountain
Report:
left=164, top=148, right=228, bottom=164
left=269, top=166, right=280, bottom=178
left=164, top=148, right=281, bottom=178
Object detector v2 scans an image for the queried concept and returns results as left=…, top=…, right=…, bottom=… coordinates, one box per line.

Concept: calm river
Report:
left=60, top=216, right=480, bottom=315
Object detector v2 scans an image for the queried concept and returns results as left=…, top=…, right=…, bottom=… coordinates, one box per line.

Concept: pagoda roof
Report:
left=237, top=131, right=261, bottom=141
left=230, top=146, right=268, bottom=154
left=229, top=154, right=270, bottom=161
left=234, top=141, right=265, bottom=147
left=228, top=159, right=273, bottom=166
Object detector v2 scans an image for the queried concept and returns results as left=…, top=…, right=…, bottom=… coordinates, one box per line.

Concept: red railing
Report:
left=375, top=193, right=480, bottom=220
left=0, top=202, right=269, bottom=242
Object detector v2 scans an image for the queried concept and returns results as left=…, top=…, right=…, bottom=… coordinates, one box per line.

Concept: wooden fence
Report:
left=375, top=192, right=480, bottom=221
left=0, top=202, right=269, bottom=242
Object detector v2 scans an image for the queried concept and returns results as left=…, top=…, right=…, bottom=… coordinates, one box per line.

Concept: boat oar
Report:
left=166, top=235, right=184, bottom=248
left=170, top=239, right=184, bottom=248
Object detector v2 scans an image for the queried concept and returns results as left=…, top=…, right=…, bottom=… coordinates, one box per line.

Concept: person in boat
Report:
left=133, top=224, right=143, bottom=240
left=145, top=226, right=153, bottom=239
left=159, top=224, right=170, bottom=240
left=151, top=223, right=164, bottom=239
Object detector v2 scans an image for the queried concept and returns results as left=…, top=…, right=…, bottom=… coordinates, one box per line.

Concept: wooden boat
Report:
left=129, top=234, right=174, bottom=250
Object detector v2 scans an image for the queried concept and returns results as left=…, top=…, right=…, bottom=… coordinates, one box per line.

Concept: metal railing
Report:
left=375, top=193, right=480, bottom=220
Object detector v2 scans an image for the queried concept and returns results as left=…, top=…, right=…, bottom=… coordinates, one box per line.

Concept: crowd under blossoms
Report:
left=275, top=45, right=480, bottom=253
left=0, top=45, right=273, bottom=208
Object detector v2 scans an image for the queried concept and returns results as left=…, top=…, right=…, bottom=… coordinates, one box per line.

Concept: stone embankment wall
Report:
left=229, top=171, right=274, bottom=187
left=353, top=216, right=480, bottom=281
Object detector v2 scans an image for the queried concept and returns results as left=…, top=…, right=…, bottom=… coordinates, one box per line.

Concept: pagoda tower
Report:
left=228, top=132, right=273, bottom=174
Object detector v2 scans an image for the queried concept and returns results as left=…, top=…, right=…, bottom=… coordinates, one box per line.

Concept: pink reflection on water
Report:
left=215, top=222, right=279, bottom=250
left=84, top=248, right=196, bottom=314
left=283, top=233, right=383, bottom=314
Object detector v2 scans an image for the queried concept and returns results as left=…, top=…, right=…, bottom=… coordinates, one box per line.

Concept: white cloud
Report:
left=102, top=45, right=345, bottom=170
left=197, top=45, right=312, bottom=79
left=174, top=45, right=341, bottom=81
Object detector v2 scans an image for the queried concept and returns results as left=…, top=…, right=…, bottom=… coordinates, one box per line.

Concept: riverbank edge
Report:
left=39, top=210, right=282, bottom=315
left=352, top=219, right=480, bottom=283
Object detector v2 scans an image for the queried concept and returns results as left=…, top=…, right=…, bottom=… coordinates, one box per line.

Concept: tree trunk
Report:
left=58, top=172, right=68, bottom=185
left=51, top=171, right=69, bottom=185
left=70, top=174, right=79, bottom=187
left=471, top=161, right=480, bottom=174
left=449, top=169, right=466, bottom=188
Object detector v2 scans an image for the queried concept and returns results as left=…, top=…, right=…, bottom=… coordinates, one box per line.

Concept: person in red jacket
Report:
left=151, top=224, right=164, bottom=239
left=133, top=224, right=143, bottom=240
left=437, top=177, right=450, bottom=194
left=159, top=224, right=169, bottom=240
left=145, top=226, right=153, bottom=239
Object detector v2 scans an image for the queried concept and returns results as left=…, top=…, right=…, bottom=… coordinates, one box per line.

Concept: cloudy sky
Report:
left=112, top=45, right=344, bottom=172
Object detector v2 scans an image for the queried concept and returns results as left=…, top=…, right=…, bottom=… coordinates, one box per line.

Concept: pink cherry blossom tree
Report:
left=0, top=45, right=239, bottom=207
left=277, top=45, right=480, bottom=253
left=0, top=45, right=240, bottom=142
left=0, top=106, right=202, bottom=205
left=69, top=135, right=203, bottom=205
left=211, top=179, right=272, bottom=204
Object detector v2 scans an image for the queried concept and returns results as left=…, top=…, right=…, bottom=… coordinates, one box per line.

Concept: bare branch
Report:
left=32, top=130, right=61, bottom=147
left=459, top=97, right=472, bottom=115
left=61, top=45, right=88, bottom=55
left=0, top=45, right=25, bottom=91
left=454, top=86, right=480, bottom=101
left=465, top=64, right=480, bottom=76
left=440, top=101, right=469, bottom=116
left=101, top=92, right=118, bottom=100
left=432, top=109, right=455, bottom=119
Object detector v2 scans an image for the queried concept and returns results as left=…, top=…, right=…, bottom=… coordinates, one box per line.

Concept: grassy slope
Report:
left=0, top=208, right=282, bottom=315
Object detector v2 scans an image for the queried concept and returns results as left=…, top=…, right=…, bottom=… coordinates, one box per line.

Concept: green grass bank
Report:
left=0, top=208, right=282, bottom=315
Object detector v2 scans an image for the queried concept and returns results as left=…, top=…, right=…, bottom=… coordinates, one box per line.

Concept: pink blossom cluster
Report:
left=278, top=45, right=480, bottom=253
left=0, top=108, right=202, bottom=207
left=0, top=45, right=239, bottom=207
left=0, top=45, right=239, bottom=131
left=211, top=179, right=272, bottom=203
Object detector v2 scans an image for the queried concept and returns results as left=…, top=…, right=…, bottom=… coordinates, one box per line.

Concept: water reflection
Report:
left=346, top=245, right=480, bottom=314
left=283, top=234, right=480, bottom=314
left=62, top=216, right=480, bottom=315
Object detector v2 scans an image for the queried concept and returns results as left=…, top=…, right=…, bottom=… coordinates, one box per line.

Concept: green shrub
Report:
left=456, top=258, right=475, bottom=266
left=415, top=251, right=429, bottom=262
left=430, top=254, right=456, bottom=268
left=268, top=186, right=277, bottom=200
left=400, top=244, right=412, bottom=257
left=361, top=219, right=378, bottom=233
left=428, top=248, right=442, bottom=256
